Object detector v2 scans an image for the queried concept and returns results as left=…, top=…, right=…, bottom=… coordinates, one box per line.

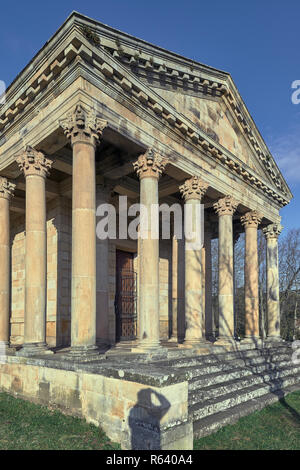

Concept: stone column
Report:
left=0, top=177, right=15, bottom=350
left=169, top=234, right=179, bottom=342
left=214, top=196, right=238, bottom=345
left=60, top=104, right=107, bottom=358
left=180, top=176, right=208, bottom=348
left=133, top=148, right=168, bottom=352
left=16, top=147, right=53, bottom=356
left=241, top=210, right=262, bottom=343
left=203, top=226, right=214, bottom=341
left=263, top=223, right=283, bottom=341
left=233, top=232, right=240, bottom=339
left=96, top=178, right=113, bottom=346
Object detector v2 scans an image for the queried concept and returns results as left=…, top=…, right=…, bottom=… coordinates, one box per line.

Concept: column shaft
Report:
left=184, top=199, right=203, bottom=344
left=218, top=214, right=235, bottom=339
left=204, top=229, right=214, bottom=340
left=0, top=198, right=10, bottom=344
left=71, top=142, right=97, bottom=348
left=16, top=146, right=52, bottom=355
left=0, top=178, right=15, bottom=346
left=179, top=176, right=208, bottom=347
left=214, top=195, right=238, bottom=344
left=133, top=148, right=169, bottom=351
left=241, top=211, right=262, bottom=341
left=263, top=224, right=282, bottom=340
left=138, top=176, right=160, bottom=348
left=266, top=237, right=280, bottom=337
left=24, top=175, right=47, bottom=344
left=244, top=227, right=259, bottom=337
left=170, top=235, right=179, bottom=342
left=96, top=182, right=112, bottom=345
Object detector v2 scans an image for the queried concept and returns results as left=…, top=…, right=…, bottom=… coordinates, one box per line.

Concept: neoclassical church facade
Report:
left=0, top=13, right=296, bottom=450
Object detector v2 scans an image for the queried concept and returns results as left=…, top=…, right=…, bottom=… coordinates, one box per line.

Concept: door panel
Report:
left=115, top=250, right=137, bottom=341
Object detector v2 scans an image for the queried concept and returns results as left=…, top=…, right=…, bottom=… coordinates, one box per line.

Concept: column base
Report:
left=63, top=345, right=105, bottom=362
left=133, top=343, right=168, bottom=360
left=168, top=335, right=179, bottom=343
left=16, top=343, right=54, bottom=357
left=180, top=339, right=211, bottom=354
left=213, top=336, right=238, bottom=352
left=239, top=336, right=263, bottom=350
left=263, top=336, right=286, bottom=348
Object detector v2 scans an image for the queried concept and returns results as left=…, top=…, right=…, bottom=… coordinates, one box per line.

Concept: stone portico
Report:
left=0, top=12, right=295, bottom=450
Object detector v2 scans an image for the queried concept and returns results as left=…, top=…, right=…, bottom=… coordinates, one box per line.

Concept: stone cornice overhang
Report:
left=0, top=12, right=291, bottom=209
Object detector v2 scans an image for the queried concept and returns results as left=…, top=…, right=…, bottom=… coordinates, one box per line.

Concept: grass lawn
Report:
left=0, top=392, right=120, bottom=450
left=194, top=390, right=300, bottom=450
left=1, top=390, right=299, bottom=450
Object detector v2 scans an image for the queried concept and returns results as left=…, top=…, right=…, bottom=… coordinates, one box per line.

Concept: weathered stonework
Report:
left=0, top=12, right=295, bottom=449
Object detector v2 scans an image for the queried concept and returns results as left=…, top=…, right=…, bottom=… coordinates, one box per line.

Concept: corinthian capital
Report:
left=263, top=223, right=283, bottom=240
left=59, top=104, right=107, bottom=147
left=16, top=146, right=53, bottom=178
left=241, top=210, right=263, bottom=228
left=179, top=176, right=208, bottom=201
left=133, top=148, right=169, bottom=179
left=0, top=177, right=15, bottom=200
left=214, top=195, right=238, bottom=216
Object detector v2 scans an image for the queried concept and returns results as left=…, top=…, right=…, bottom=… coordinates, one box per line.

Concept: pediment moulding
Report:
left=0, top=176, right=15, bottom=200
left=133, top=148, right=169, bottom=180
left=59, top=103, right=107, bottom=147
left=240, top=210, right=263, bottom=228
left=16, top=146, right=53, bottom=178
left=179, top=176, right=208, bottom=201
left=262, top=223, right=283, bottom=239
left=0, top=15, right=290, bottom=207
left=213, top=195, right=239, bottom=216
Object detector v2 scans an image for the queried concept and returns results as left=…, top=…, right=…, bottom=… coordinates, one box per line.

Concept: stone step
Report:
left=193, top=382, right=300, bottom=439
left=190, top=372, right=300, bottom=421
left=189, top=363, right=300, bottom=405
left=189, top=358, right=291, bottom=389
left=183, top=354, right=292, bottom=380
left=189, top=357, right=295, bottom=389
left=161, top=347, right=292, bottom=369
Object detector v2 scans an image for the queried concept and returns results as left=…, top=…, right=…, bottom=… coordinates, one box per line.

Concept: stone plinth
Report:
left=0, top=354, right=193, bottom=450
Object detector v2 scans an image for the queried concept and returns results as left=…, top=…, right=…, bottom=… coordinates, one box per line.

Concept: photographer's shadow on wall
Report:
left=128, top=388, right=171, bottom=450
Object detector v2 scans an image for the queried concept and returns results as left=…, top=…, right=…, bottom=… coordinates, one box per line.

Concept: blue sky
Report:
left=0, top=0, right=299, bottom=231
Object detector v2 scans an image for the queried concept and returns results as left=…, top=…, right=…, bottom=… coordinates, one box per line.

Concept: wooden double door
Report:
left=115, top=250, right=137, bottom=342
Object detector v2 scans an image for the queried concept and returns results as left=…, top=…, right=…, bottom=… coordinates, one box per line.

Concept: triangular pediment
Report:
left=142, top=87, right=272, bottom=184
left=0, top=11, right=292, bottom=204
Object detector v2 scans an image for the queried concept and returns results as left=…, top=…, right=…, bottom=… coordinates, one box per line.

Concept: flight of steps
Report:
left=159, top=343, right=300, bottom=438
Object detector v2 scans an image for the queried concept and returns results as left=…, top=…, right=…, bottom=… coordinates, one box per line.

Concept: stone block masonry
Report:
left=0, top=355, right=193, bottom=450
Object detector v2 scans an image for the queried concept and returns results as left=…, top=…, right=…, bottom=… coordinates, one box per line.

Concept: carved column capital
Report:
left=241, top=210, right=263, bottom=228
left=59, top=104, right=107, bottom=147
left=16, top=146, right=53, bottom=178
left=263, top=223, right=283, bottom=240
left=213, top=195, right=238, bottom=216
left=0, top=177, right=15, bottom=200
left=179, top=176, right=208, bottom=201
left=133, top=148, right=169, bottom=179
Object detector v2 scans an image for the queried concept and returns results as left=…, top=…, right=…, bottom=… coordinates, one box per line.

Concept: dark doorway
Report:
left=115, top=250, right=137, bottom=342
